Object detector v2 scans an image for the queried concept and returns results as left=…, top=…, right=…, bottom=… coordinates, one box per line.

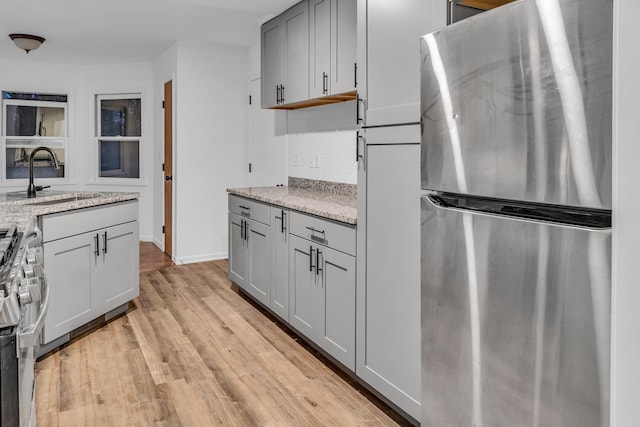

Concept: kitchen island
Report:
left=0, top=190, right=141, bottom=355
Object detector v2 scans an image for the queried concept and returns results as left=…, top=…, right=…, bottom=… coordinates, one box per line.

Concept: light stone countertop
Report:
left=227, top=186, right=357, bottom=225
left=0, top=190, right=141, bottom=231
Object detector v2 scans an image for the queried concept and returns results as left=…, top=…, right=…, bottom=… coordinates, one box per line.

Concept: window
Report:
left=1, top=91, right=68, bottom=182
left=95, top=94, right=141, bottom=179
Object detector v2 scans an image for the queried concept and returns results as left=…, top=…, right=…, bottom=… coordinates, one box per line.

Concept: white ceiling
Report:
left=0, top=0, right=299, bottom=64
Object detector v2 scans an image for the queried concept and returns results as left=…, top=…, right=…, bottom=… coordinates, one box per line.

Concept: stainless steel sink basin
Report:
left=24, top=195, right=100, bottom=206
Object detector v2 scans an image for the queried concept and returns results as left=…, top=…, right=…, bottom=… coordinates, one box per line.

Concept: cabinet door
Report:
left=228, top=213, right=248, bottom=288
left=359, top=0, right=446, bottom=126
left=356, top=142, right=421, bottom=420
left=289, top=235, right=318, bottom=339
left=271, top=208, right=290, bottom=321
left=330, top=0, right=357, bottom=95
left=309, top=0, right=332, bottom=99
left=42, top=233, right=95, bottom=343
left=282, top=1, right=310, bottom=105
left=96, top=221, right=139, bottom=313
left=246, top=220, right=271, bottom=307
left=261, top=18, right=284, bottom=108
left=318, top=245, right=356, bottom=370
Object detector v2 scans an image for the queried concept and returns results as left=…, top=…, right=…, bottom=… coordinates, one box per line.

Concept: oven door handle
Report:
left=18, top=276, right=50, bottom=349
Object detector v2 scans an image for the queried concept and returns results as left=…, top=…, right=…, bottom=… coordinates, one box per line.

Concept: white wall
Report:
left=172, top=42, right=247, bottom=264
left=287, top=101, right=357, bottom=184
left=612, top=0, right=640, bottom=425
left=0, top=59, right=155, bottom=240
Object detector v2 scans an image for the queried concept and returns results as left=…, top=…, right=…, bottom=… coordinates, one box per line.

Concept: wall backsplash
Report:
left=286, top=100, right=357, bottom=184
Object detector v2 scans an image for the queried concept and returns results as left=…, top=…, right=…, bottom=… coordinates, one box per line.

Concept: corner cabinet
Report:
left=261, top=1, right=310, bottom=108
left=41, top=200, right=139, bottom=344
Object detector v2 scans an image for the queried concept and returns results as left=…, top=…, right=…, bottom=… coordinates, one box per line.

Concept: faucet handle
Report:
left=34, top=185, right=50, bottom=191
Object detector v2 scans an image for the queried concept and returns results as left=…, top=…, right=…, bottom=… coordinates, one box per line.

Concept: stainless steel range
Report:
left=0, top=220, right=49, bottom=427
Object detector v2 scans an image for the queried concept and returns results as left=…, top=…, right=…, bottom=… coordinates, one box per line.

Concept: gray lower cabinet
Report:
left=270, top=207, right=290, bottom=321
left=356, top=132, right=421, bottom=421
left=289, top=232, right=356, bottom=370
left=228, top=211, right=271, bottom=306
left=41, top=201, right=139, bottom=344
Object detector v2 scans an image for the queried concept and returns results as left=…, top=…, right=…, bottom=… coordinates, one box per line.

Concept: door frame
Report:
left=163, top=79, right=174, bottom=258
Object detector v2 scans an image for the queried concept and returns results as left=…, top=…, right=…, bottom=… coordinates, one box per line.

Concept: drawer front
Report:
left=228, top=195, right=270, bottom=225
left=289, top=211, right=356, bottom=256
left=41, top=200, right=138, bottom=243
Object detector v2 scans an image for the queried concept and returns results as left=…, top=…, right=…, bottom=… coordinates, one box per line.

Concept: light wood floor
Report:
left=35, top=244, right=409, bottom=426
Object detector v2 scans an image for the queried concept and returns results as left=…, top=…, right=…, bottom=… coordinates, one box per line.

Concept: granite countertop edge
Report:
left=0, top=191, right=141, bottom=231
left=227, top=187, right=357, bottom=225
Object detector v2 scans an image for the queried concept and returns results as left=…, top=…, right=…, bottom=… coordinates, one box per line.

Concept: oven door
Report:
left=17, top=274, right=49, bottom=427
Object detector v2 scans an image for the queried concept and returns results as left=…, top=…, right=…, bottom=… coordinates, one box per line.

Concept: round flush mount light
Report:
left=9, top=34, right=46, bottom=53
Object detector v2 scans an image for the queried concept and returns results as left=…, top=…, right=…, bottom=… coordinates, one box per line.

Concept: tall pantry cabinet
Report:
left=355, top=0, right=446, bottom=422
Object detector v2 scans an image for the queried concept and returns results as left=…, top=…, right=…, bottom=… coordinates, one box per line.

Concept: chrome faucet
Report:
left=26, top=146, right=60, bottom=198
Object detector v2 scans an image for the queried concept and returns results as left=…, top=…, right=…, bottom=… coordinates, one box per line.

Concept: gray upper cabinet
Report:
left=356, top=0, right=446, bottom=126
left=261, top=1, right=310, bottom=108
left=310, top=0, right=357, bottom=98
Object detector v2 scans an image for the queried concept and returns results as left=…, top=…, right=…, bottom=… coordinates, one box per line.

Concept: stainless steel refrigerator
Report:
left=419, top=0, right=612, bottom=425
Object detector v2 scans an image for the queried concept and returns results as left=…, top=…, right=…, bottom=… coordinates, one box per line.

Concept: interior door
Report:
left=163, top=80, right=173, bottom=257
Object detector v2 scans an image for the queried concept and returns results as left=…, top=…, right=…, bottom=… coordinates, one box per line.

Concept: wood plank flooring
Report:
left=35, top=246, right=409, bottom=426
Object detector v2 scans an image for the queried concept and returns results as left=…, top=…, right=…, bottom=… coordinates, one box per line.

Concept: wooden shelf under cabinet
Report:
left=457, top=0, right=514, bottom=11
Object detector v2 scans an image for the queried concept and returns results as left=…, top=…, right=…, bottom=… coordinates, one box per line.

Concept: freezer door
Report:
left=421, top=196, right=610, bottom=427
left=420, top=0, right=612, bottom=210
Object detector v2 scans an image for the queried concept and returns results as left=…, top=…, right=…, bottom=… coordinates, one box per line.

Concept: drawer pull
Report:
left=238, top=205, right=250, bottom=210
left=305, top=226, right=325, bottom=235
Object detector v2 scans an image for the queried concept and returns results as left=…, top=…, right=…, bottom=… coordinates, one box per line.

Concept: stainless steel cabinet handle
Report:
left=281, top=210, right=286, bottom=233
left=316, top=249, right=322, bottom=277
left=94, top=234, right=100, bottom=256
left=356, top=96, right=365, bottom=125
left=276, top=85, right=281, bottom=104
left=240, top=219, right=245, bottom=240
left=309, top=246, right=315, bottom=272
left=239, top=205, right=250, bottom=211
left=354, top=62, right=357, bottom=88
left=305, top=226, right=325, bottom=235
left=281, top=85, right=285, bottom=103
left=322, top=72, right=328, bottom=95
left=244, top=220, right=248, bottom=241
left=103, top=231, right=107, bottom=254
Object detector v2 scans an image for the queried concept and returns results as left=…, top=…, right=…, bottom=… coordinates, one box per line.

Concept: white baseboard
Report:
left=139, top=235, right=154, bottom=242
left=152, top=237, right=164, bottom=250
left=175, top=252, right=228, bottom=265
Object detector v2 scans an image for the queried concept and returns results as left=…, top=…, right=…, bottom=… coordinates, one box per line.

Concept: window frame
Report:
left=93, top=92, right=143, bottom=184
left=1, top=96, right=69, bottom=184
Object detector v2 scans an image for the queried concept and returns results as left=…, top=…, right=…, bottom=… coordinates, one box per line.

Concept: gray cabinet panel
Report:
left=271, top=208, right=290, bottom=321
left=331, top=0, right=357, bottom=95
left=43, top=233, right=95, bottom=343
left=357, top=0, right=446, bottom=126
left=228, top=213, right=247, bottom=288
left=309, top=0, right=332, bottom=98
left=282, top=1, right=310, bottom=104
left=98, top=221, right=139, bottom=313
left=261, top=19, right=283, bottom=108
left=319, top=245, right=356, bottom=370
left=246, top=221, right=271, bottom=306
left=356, top=141, right=421, bottom=420
left=289, top=235, right=317, bottom=338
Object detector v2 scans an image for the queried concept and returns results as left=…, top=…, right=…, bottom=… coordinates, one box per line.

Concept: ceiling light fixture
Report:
left=9, top=34, right=46, bottom=54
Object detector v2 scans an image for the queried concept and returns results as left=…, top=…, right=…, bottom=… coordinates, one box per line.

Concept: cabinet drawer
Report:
left=41, top=200, right=138, bottom=243
left=228, top=195, right=270, bottom=225
left=289, top=211, right=355, bottom=256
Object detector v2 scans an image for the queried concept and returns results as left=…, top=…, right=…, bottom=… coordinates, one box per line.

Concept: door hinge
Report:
left=162, top=163, right=165, bottom=171
left=249, top=95, right=252, bottom=105
left=162, top=225, right=165, bottom=234
left=162, top=100, right=165, bottom=109
left=249, top=163, right=252, bottom=173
